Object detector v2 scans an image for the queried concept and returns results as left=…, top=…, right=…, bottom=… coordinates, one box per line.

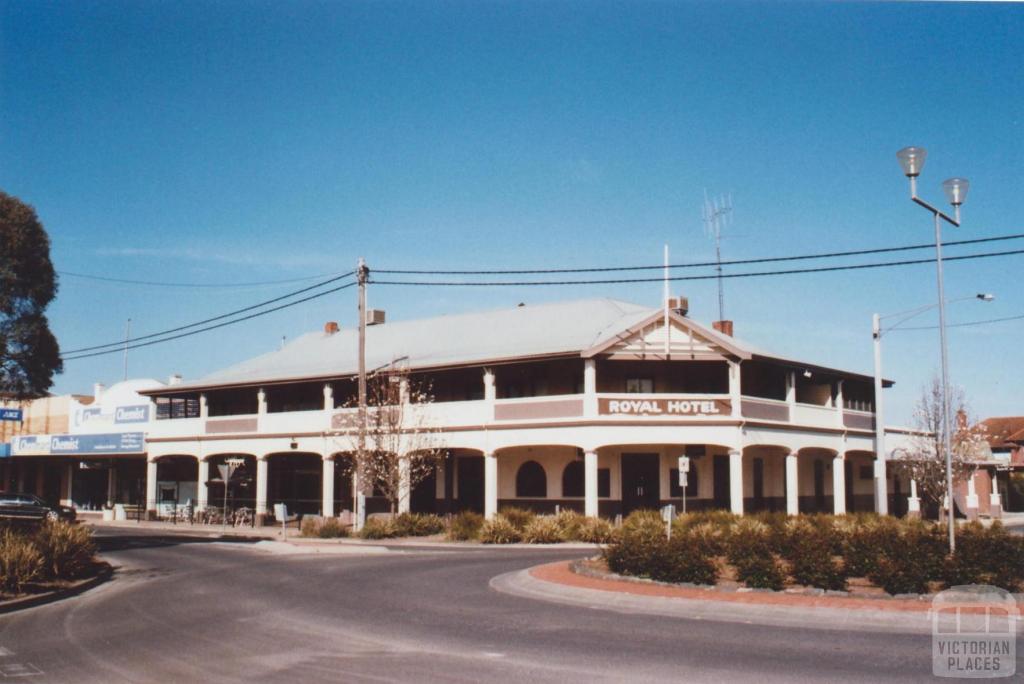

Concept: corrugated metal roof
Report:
left=156, top=298, right=881, bottom=392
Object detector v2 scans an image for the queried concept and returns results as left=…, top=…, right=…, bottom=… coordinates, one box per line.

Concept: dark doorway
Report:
left=713, top=455, right=730, bottom=509
left=456, top=455, right=483, bottom=513
left=621, top=453, right=660, bottom=515
left=752, top=458, right=764, bottom=508
left=845, top=460, right=855, bottom=513
left=411, top=467, right=437, bottom=513
left=813, top=460, right=826, bottom=511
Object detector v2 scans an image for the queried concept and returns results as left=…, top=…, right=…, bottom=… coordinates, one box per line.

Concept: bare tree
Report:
left=891, top=375, right=988, bottom=515
left=339, top=363, right=444, bottom=515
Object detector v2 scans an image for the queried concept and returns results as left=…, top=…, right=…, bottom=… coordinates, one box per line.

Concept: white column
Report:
left=728, top=362, right=742, bottom=417
left=583, top=359, right=597, bottom=417
left=786, top=452, right=799, bottom=516
left=483, top=370, right=496, bottom=402
left=197, top=459, right=210, bottom=511
left=322, top=456, right=335, bottom=517
left=989, top=475, right=1003, bottom=519
left=397, top=456, right=410, bottom=514
left=785, top=371, right=796, bottom=406
left=257, top=388, right=267, bottom=415
left=484, top=451, right=498, bottom=520
left=965, top=471, right=979, bottom=520
left=255, top=456, right=269, bottom=516
left=199, top=394, right=209, bottom=419
left=61, top=463, right=74, bottom=507
left=323, top=383, right=334, bottom=411
left=145, top=458, right=158, bottom=513
left=835, top=380, right=844, bottom=427
left=584, top=449, right=598, bottom=518
left=908, top=478, right=921, bottom=518
left=875, top=457, right=888, bottom=515
left=729, top=449, right=743, bottom=515
left=832, top=453, right=846, bottom=515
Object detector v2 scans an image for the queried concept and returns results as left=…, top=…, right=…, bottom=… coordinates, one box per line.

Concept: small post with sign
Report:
left=678, top=456, right=690, bottom=514
left=662, top=504, right=675, bottom=539
left=218, top=458, right=244, bottom=534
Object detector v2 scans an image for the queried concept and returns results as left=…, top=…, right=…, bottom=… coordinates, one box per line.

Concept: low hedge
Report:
left=602, top=511, right=1024, bottom=595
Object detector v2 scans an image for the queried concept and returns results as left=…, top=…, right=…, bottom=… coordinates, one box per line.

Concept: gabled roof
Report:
left=981, top=417, right=1024, bottom=449
left=146, top=298, right=885, bottom=394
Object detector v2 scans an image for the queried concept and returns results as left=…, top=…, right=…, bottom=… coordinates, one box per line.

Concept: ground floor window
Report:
left=515, top=460, right=546, bottom=497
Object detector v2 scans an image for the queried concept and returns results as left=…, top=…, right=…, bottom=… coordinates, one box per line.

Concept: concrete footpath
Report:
left=491, top=561, right=1017, bottom=635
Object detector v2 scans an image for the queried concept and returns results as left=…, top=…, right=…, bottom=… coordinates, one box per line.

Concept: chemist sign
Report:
left=12, top=432, right=145, bottom=456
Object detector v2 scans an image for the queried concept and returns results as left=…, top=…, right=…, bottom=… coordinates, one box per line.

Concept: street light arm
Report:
left=911, top=195, right=960, bottom=227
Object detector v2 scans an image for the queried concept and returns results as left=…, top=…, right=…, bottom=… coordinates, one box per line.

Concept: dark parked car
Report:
left=0, top=493, right=76, bottom=523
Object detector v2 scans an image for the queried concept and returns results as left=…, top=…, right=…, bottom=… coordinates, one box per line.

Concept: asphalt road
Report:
left=0, top=528, right=1013, bottom=683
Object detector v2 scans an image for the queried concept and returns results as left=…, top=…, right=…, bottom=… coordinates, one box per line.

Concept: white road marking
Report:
left=0, top=662, right=44, bottom=677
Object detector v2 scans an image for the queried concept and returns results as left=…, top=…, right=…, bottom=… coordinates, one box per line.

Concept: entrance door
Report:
left=456, top=456, right=484, bottom=513
left=621, top=453, right=660, bottom=515
left=713, top=455, right=730, bottom=509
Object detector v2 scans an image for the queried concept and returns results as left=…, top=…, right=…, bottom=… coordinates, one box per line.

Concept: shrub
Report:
left=392, top=513, right=446, bottom=537
left=784, top=518, right=847, bottom=591
left=604, top=513, right=666, bottom=577
left=317, top=518, right=349, bottom=539
left=522, top=516, right=564, bottom=544
left=726, top=519, right=785, bottom=590
left=0, top=530, right=43, bottom=594
left=479, top=515, right=522, bottom=544
left=868, top=520, right=945, bottom=595
left=843, top=516, right=901, bottom=578
left=359, top=518, right=396, bottom=540
left=734, top=554, right=786, bottom=591
left=447, top=511, right=484, bottom=541
left=552, top=510, right=586, bottom=541
left=34, top=521, right=96, bottom=580
left=676, top=509, right=738, bottom=532
left=498, top=507, right=536, bottom=532
left=658, top=530, right=719, bottom=585
left=942, top=522, right=1024, bottom=592
left=576, top=517, right=616, bottom=544
left=678, top=521, right=726, bottom=557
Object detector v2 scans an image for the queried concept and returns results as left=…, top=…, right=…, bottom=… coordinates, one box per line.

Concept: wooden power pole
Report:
left=355, top=257, right=369, bottom=530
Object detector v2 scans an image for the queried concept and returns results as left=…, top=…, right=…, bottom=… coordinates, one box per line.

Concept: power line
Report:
left=899, top=313, right=1024, bottom=331
left=374, top=232, right=1024, bottom=275
left=370, top=247, right=1024, bottom=287
left=62, top=281, right=358, bottom=362
left=61, top=271, right=356, bottom=355
left=58, top=270, right=344, bottom=288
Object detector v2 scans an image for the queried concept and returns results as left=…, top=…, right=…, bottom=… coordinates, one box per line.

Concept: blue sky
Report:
left=2, top=1, right=1022, bottom=425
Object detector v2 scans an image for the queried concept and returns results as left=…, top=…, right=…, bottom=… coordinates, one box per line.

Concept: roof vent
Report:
left=324, top=321, right=339, bottom=335
left=712, top=320, right=734, bottom=337
left=668, top=296, right=689, bottom=316
left=168, top=374, right=182, bottom=386
left=366, top=309, right=386, bottom=326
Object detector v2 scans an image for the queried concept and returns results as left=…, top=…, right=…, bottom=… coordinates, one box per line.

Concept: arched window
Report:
left=562, top=461, right=584, bottom=497
left=515, top=460, right=547, bottom=498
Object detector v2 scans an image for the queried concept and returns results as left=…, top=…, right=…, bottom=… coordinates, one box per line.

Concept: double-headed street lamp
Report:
left=895, top=146, right=971, bottom=552
left=872, top=293, right=993, bottom=518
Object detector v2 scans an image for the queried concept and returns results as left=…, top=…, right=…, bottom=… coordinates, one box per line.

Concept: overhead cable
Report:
left=370, top=248, right=1024, bottom=287
left=374, top=233, right=1024, bottom=275
left=62, top=281, right=357, bottom=362
left=61, top=271, right=355, bottom=355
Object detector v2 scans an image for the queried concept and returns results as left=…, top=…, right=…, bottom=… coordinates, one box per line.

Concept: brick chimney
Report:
left=668, top=296, right=689, bottom=316
left=324, top=321, right=339, bottom=335
left=712, top=320, right=734, bottom=337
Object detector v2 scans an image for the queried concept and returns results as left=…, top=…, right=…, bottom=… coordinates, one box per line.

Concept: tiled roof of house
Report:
left=981, top=416, right=1024, bottom=448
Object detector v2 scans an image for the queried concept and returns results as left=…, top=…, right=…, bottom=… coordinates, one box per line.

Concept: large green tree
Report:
left=0, top=191, right=62, bottom=398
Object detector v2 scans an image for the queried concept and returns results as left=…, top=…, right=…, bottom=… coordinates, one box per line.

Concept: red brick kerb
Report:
left=530, top=561, right=934, bottom=614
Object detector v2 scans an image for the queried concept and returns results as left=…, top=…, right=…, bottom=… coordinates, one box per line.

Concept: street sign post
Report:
left=678, top=456, right=690, bottom=514
left=218, top=458, right=244, bottom=533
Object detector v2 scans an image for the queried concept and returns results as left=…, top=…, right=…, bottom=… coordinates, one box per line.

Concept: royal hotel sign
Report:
left=599, top=397, right=731, bottom=417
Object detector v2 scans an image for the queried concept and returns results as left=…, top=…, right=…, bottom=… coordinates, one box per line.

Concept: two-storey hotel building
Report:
left=136, top=297, right=910, bottom=523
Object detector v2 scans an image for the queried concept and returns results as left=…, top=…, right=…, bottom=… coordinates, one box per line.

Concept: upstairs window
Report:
left=625, top=377, right=654, bottom=393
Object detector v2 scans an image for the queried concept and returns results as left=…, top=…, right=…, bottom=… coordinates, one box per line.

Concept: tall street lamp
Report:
left=896, top=146, right=971, bottom=552
left=872, top=293, right=993, bottom=518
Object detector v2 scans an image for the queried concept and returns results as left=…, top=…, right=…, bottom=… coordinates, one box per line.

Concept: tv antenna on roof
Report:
left=702, top=190, right=733, bottom=321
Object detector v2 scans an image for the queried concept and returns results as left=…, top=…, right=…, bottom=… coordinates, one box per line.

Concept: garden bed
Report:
left=0, top=521, right=104, bottom=606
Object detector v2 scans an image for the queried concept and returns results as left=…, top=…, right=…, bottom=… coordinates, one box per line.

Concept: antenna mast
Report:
left=702, top=190, right=732, bottom=321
